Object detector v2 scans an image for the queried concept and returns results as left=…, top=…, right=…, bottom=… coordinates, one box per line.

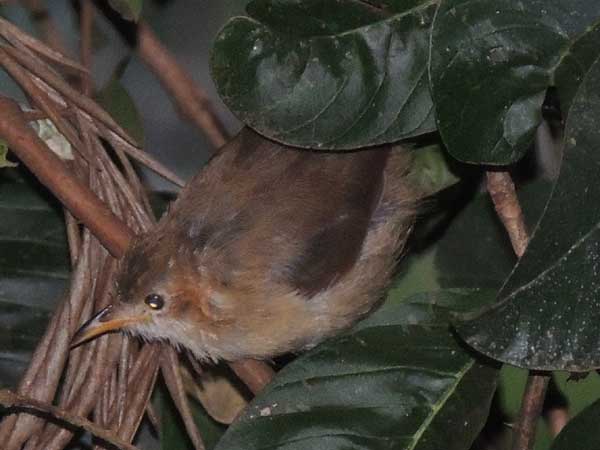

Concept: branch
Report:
left=137, top=21, right=229, bottom=148
left=1, top=44, right=134, bottom=145
left=0, top=96, right=273, bottom=394
left=0, top=389, right=140, bottom=450
left=0, top=96, right=132, bottom=257
left=485, top=170, right=549, bottom=450
left=0, top=16, right=85, bottom=73
left=160, top=348, right=206, bottom=450
left=79, top=0, right=94, bottom=95
left=510, top=375, right=549, bottom=450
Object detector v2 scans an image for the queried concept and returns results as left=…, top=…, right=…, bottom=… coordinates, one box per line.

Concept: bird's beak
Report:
left=71, top=304, right=150, bottom=348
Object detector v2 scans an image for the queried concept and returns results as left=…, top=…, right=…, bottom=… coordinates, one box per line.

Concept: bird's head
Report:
left=71, top=234, right=235, bottom=359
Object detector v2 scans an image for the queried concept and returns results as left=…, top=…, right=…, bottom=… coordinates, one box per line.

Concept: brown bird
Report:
left=73, top=128, right=419, bottom=361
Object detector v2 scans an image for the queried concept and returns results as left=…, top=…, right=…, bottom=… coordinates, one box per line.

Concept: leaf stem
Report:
left=485, top=169, right=549, bottom=450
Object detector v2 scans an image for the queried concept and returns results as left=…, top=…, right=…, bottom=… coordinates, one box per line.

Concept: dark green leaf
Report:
left=96, top=77, right=144, bottom=145
left=210, top=0, right=436, bottom=149
left=458, top=55, right=600, bottom=371
left=430, top=0, right=600, bottom=164
left=216, top=289, right=497, bottom=450
left=436, top=180, right=552, bottom=290
left=107, top=0, right=143, bottom=21
left=551, top=398, right=600, bottom=450
left=554, top=18, right=600, bottom=111
left=0, top=170, right=69, bottom=388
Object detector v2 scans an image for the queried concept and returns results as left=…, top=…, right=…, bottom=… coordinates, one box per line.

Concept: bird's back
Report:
left=132, top=129, right=418, bottom=358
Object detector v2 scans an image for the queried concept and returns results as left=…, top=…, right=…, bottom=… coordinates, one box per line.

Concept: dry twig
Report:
left=485, top=170, right=550, bottom=450
left=0, top=390, right=140, bottom=450
left=137, top=21, right=229, bottom=149
left=0, top=16, right=274, bottom=450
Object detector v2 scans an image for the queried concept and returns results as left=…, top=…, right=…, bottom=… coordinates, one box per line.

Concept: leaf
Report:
left=550, top=398, right=600, bottom=450
left=553, top=18, right=600, bottom=111
left=457, top=55, right=600, bottom=371
left=435, top=180, right=552, bottom=290
left=430, top=0, right=600, bottom=165
left=30, top=119, right=73, bottom=161
left=0, top=170, right=69, bottom=388
left=210, top=0, right=437, bottom=150
left=96, top=77, right=144, bottom=145
left=216, top=289, right=497, bottom=450
left=107, top=0, right=143, bottom=21
left=407, top=144, right=460, bottom=197
left=0, top=141, right=17, bottom=168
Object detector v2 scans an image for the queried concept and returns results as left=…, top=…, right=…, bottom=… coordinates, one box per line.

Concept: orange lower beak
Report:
left=71, top=304, right=149, bottom=348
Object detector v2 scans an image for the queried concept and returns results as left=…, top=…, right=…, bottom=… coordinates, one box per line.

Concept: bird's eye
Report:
left=145, top=293, right=164, bottom=310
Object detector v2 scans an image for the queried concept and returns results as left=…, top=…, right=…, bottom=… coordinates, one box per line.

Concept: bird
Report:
left=72, top=128, right=419, bottom=362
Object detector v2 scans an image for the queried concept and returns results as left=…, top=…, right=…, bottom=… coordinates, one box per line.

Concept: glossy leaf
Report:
left=210, top=0, right=436, bottom=150
left=216, top=289, right=497, bottom=450
left=436, top=181, right=552, bottom=290
left=0, top=170, right=69, bottom=387
left=430, top=0, right=600, bottom=164
left=554, top=18, right=600, bottom=111
left=458, top=55, right=600, bottom=371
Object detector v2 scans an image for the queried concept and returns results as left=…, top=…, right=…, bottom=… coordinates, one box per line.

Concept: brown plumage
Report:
left=73, top=128, right=419, bottom=361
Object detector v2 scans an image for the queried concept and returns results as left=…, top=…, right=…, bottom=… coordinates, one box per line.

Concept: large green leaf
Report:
left=210, top=0, right=436, bottom=150
left=430, top=0, right=600, bottom=165
left=0, top=170, right=69, bottom=388
left=458, top=55, right=600, bottom=371
left=216, top=289, right=497, bottom=450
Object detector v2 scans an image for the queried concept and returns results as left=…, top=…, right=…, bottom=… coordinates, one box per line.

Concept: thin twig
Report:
left=0, top=390, right=140, bottom=450
left=160, top=348, right=206, bottom=450
left=510, top=375, right=550, bottom=450
left=0, top=16, right=85, bottom=73
left=1, top=44, right=135, bottom=145
left=485, top=170, right=550, bottom=450
left=0, top=96, right=132, bottom=256
left=0, top=47, right=87, bottom=153
left=79, top=0, right=94, bottom=95
left=137, top=21, right=229, bottom=148
left=88, top=119, right=186, bottom=188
